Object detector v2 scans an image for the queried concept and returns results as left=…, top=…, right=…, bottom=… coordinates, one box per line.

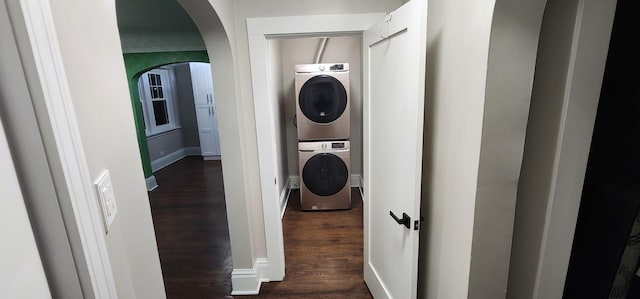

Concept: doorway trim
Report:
left=4, top=0, right=117, bottom=297
left=510, top=0, right=618, bottom=297
left=247, top=13, right=384, bottom=281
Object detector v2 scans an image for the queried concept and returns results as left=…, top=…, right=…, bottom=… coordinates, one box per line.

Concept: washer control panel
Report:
left=295, top=63, right=350, bottom=73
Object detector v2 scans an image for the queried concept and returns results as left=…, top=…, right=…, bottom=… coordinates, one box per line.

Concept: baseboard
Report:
left=231, top=258, right=269, bottom=295
left=151, top=148, right=187, bottom=172
left=145, top=175, right=158, bottom=191
left=289, top=176, right=300, bottom=189
left=280, top=178, right=291, bottom=219
left=150, top=147, right=201, bottom=172
left=203, top=155, right=221, bottom=161
left=350, top=174, right=362, bottom=188
left=184, top=146, right=201, bottom=156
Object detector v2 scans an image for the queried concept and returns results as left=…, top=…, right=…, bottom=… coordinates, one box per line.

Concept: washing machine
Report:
left=295, top=63, right=350, bottom=141
left=298, top=140, right=351, bottom=210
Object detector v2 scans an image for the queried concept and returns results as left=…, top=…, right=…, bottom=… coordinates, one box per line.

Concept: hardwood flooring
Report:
left=252, top=190, right=372, bottom=299
left=149, top=157, right=233, bottom=298
left=149, top=156, right=371, bottom=298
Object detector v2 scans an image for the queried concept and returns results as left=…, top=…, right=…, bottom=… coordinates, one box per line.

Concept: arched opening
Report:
left=125, top=55, right=209, bottom=185
left=115, top=0, right=248, bottom=296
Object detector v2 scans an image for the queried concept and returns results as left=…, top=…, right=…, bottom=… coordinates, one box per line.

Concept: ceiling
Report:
left=116, top=0, right=200, bottom=34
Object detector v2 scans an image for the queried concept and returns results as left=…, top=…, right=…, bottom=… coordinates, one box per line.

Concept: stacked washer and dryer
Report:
left=295, top=63, right=351, bottom=210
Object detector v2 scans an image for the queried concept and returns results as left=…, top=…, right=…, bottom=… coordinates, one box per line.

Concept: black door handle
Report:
left=390, top=211, right=411, bottom=229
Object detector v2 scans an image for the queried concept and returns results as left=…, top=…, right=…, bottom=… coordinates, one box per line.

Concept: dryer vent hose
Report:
left=313, top=37, right=329, bottom=64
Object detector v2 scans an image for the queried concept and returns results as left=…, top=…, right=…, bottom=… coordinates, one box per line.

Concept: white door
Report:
left=194, top=101, right=218, bottom=156
left=190, top=62, right=221, bottom=157
left=362, top=1, right=428, bottom=298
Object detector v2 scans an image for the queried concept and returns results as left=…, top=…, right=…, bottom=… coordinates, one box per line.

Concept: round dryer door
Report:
left=299, top=75, right=347, bottom=124
left=302, top=153, right=349, bottom=196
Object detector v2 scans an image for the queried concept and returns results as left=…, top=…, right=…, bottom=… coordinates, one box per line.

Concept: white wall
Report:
left=268, top=39, right=289, bottom=196
left=419, top=0, right=496, bottom=298
left=279, top=36, right=363, bottom=179
left=174, top=63, right=201, bottom=148
left=507, top=0, right=617, bottom=298
left=0, top=115, right=52, bottom=299
left=507, top=1, right=579, bottom=297
left=469, top=0, right=546, bottom=298
left=48, top=0, right=166, bottom=297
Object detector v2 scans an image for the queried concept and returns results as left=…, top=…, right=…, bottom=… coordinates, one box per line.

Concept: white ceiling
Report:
left=116, top=0, right=200, bottom=34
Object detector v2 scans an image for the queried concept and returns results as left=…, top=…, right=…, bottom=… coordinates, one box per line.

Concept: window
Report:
left=139, top=69, right=178, bottom=136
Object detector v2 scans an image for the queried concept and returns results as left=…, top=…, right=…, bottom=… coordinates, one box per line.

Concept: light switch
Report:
left=95, top=170, right=117, bottom=233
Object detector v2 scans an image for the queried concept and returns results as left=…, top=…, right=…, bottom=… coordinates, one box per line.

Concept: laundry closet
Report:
left=266, top=35, right=364, bottom=217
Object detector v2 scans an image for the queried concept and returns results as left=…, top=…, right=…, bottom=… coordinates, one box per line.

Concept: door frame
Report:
left=506, top=0, right=618, bottom=297
left=3, top=0, right=117, bottom=297
left=247, top=13, right=385, bottom=280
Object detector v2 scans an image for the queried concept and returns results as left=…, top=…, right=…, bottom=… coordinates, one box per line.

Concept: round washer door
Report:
left=302, top=153, right=349, bottom=196
left=299, top=75, right=347, bottom=124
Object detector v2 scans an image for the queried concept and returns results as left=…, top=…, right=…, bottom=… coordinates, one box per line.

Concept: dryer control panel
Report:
left=299, top=141, right=350, bottom=151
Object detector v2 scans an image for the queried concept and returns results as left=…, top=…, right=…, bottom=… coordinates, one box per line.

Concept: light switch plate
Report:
left=95, top=170, right=117, bottom=233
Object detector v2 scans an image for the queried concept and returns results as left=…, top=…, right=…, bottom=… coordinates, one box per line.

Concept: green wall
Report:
left=122, top=51, right=209, bottom=178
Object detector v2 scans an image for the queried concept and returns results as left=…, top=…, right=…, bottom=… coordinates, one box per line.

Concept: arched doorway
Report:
left=115, top=0, right=255, bottom=296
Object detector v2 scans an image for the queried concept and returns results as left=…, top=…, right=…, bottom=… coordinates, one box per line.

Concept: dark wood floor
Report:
left=149, top=157, right=233, bottom=298
left=149, top=156, right=371, bottom=298
left=252, top=190, right=372, bottom=299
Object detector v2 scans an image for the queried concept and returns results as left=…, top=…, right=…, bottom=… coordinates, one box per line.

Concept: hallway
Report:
left=149, top=157, right=371, bottom=298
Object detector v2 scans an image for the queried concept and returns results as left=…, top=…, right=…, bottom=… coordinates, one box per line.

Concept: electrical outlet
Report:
left=95, top=170, right=117, bottom=233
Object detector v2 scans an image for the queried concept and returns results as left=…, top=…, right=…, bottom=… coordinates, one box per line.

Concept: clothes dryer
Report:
left=295, top=63, right=350, bottom=141
left=298, top=140, right=351, bottom=210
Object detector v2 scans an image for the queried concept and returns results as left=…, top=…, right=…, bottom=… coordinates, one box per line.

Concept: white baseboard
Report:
left=231, top=258, right=269, bottom=295
left=145, top=175, right=158, bottom=191
left=350, top=174, right=362, bottom=188
left=150, top=147, right=201, bottom=172
left=184, top=146, right=201, bottom=156
left=203, top=155, right=221, bottom=161
left=280, top=178, right=291, bottom=219
left=289, top=176, right=300, bottom=189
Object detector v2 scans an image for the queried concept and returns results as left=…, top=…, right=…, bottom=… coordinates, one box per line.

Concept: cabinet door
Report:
left=190, top=63, right=220, bottom=157
left=195, top=104, right=217, bottom=156
left=209, top=105, right=221, bottom=156
left=200, top=63, right=221, bottom=156
left=190, top=62, right=209, bottom=107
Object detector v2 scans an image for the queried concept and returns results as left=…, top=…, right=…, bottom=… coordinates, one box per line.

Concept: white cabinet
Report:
left=190, top=62, right=221, bottom=159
